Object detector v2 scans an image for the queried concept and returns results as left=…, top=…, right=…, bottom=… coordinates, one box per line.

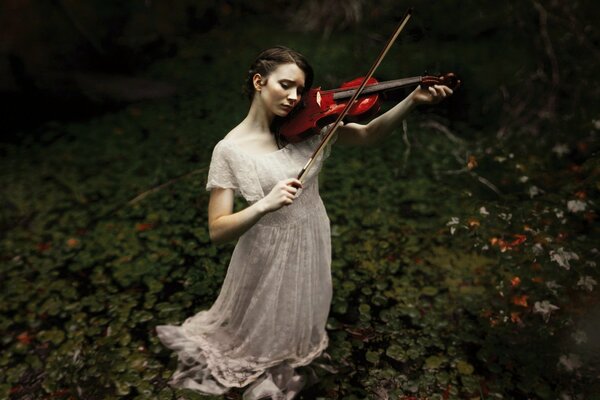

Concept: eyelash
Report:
left=280, top=82, right=304, bottom=94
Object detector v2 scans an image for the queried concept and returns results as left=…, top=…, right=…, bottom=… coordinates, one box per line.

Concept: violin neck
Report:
left=331, top=76, right=422, bottom=100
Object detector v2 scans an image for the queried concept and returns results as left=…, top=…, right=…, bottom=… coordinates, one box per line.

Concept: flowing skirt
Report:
left=156, top=212, right=333, bottom=398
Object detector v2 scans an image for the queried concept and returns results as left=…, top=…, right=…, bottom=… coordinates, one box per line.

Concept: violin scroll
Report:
left=421, top=72, right=461, bottom=90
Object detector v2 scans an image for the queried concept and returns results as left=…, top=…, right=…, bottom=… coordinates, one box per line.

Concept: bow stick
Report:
left=296, top=8, right=413, bottom=183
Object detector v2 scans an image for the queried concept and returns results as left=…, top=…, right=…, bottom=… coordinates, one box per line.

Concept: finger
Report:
left=284, top=183, right=298, bottom=192
left=287, top=178, right=303, bottom=188
left=434, top=85, right=446, bottom=97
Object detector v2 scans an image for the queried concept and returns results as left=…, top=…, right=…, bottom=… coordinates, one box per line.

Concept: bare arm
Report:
left=208, top=178, right=303, bottom=244
left=336, top=85, right=453, bottom=146
left=208, top=188, right=267, bottom=245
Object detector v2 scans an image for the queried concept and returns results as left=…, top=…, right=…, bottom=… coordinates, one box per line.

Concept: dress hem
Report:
left=156, top=324, right=330, bottom=392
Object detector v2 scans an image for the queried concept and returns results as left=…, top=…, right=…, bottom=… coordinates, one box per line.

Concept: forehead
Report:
left=269, top=63, right=305, bottom=84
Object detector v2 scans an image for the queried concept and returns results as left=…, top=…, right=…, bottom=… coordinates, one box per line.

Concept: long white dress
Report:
left=156, top=130, right=337, bottom=399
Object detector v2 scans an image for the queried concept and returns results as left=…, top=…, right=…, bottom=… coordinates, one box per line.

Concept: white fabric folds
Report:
left=157, top=130, right=338, bottom=399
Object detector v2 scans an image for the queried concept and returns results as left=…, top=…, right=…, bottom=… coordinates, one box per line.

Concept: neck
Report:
left=242, top=95, right=274, bottom=135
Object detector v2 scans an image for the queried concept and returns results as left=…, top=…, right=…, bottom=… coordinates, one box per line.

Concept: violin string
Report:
left=328, top=77, right=423, bottom=100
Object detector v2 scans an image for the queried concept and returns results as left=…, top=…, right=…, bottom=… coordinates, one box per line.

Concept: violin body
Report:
left=279, top=77, right=381, bottom=143
left=278, top=73, right=460, bottom=143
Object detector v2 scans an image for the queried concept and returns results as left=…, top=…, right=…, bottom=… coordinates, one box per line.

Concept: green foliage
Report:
left=1, top=1, right=599, bottom=399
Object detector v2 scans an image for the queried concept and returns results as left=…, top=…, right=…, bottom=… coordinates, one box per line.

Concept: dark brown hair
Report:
left=244, top=46, right=314, bottom=148
left=244, top=46, right=314, bottom=101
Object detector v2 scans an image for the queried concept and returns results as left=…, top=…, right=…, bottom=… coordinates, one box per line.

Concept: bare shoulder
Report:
left=223, top=124, right=245, bottom=143
left=222, top=124, right=279, bottom=154
left=222, top=125, right=257, bottom=148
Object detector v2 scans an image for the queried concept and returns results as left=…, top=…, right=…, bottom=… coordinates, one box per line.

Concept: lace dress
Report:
left=156, top=130, right=337, bottom=399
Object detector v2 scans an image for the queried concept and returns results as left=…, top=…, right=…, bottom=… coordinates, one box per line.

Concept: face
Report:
left=254, top=63, right=306, bottom=118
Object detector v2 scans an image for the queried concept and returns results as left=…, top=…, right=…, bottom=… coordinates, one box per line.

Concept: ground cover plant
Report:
left=1, top=1, right=598, bottom=399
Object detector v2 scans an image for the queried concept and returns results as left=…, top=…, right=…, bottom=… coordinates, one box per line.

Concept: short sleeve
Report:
left=205, top=141, right=264, bottom=202
left=206, top=141, right=238, bottom=192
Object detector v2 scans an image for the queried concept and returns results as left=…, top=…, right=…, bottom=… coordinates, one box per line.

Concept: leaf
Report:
left=366, top=350, right=380, bottom=364
left=424, top=355, right=446, bottom=370
left=359, top=304, right=371, bottom=315
left=421, top=286, right=439, bottom=296
left=456, top=360, right=474, bottom=375
left=386, top=344, right=405, bottom=361
left=114, top=380, right=131, bottom=396
left=38, top=329, right=65, bottom=346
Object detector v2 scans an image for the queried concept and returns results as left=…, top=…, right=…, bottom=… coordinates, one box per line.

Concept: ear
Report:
left=252, top=73, right=264, bottom=92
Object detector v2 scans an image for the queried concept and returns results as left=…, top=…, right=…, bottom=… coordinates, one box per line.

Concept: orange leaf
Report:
left=509, top=234, right=527, bottom=246
left=510, top=312, right=522, bottom=323
left=512, top=295, right=529, bottom=307
left=136, top=222, right=154, bottom=232
left=467, top=155, right=478, bottom=170
left=510, top=276, right=521, bottom=287
left=37, top=242, right=51, bottom=252
left=17, top=331, right=33, bottom=345
left=467, top=218, right=480, bottom=228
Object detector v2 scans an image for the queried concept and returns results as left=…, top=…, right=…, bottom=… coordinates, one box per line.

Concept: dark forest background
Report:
left=1, top=1, right=598, bottom=399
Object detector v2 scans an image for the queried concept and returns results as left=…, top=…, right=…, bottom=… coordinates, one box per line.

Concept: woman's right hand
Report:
left=260, top=178, right=303, bottom=213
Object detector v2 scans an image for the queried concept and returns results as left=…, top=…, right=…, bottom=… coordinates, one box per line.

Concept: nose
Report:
left=288, top=89, right=298, bottom=103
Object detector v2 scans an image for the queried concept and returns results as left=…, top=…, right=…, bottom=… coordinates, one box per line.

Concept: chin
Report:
left=275, top=109, right=291, bottom=117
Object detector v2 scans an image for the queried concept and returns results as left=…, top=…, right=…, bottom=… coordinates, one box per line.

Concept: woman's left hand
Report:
left=336, top=83, right=455, bottom=146
left=410, top=84, right=453, bottom=106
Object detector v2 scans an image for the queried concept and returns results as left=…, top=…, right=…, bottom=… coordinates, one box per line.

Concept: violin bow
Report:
left=296, top=8, right=413, bottom=183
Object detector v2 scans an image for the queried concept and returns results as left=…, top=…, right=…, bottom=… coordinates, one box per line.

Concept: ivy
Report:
left=1, top=2, right=599, bottom=399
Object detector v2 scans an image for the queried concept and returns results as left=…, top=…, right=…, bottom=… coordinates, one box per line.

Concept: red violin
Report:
left=277, top=73, right=461, bottom=143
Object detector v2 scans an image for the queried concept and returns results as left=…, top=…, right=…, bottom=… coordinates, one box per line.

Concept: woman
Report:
left=156, top=46, right=452, bottom=399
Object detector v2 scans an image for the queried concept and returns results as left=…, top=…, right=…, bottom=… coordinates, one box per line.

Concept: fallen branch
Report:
left=419, top=120, right=465, bottom=145
left=127, top=167, right=208, bottom=206
left=439, top=151, right=502, bottom=196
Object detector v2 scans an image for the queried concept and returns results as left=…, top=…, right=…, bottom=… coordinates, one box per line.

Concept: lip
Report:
left=281, top=104, right=293, bottom=111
